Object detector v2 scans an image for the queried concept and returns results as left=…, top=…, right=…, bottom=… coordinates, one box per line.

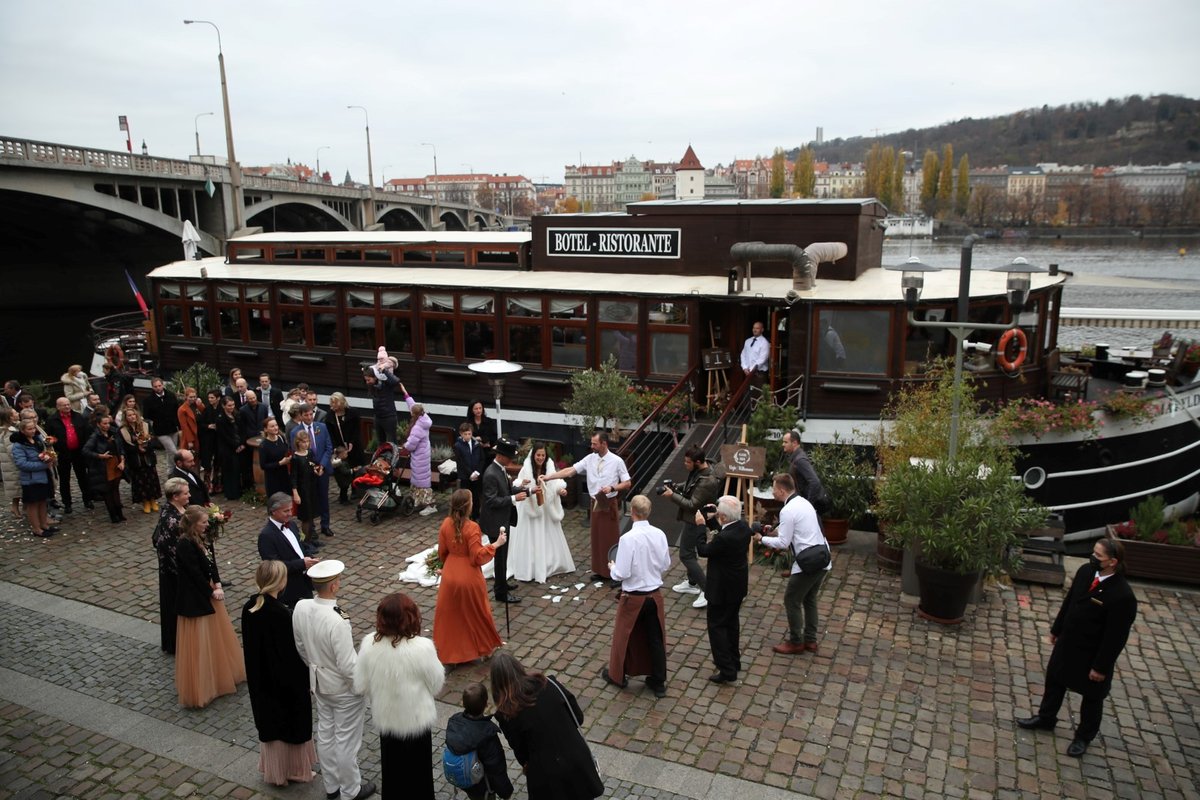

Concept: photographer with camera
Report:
left=692, top=496, right=752, bottom=683
left=660, top=447, right=720, bottom=609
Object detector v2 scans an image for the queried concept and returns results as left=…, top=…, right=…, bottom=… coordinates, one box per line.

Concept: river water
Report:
left=1, top=239, right=1197, bottom=383
left=884, top=237, right=1200, bottom=349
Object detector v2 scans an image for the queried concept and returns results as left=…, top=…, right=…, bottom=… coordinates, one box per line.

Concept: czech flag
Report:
left=125, top=269, right=150, bottom=319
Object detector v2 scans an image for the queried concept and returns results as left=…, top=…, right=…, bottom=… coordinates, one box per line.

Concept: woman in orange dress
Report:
left=432, top=488, right=507, bottom=665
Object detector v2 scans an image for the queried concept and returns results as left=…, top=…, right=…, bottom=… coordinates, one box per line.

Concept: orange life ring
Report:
left=996, top=328, right=1028, bottom=373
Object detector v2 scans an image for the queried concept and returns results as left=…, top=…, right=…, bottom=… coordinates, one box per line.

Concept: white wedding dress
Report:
left=509, top=454, right=576, bottom=583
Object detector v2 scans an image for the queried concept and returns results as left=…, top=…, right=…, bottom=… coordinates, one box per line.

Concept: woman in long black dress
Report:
left=83, top=414, right=126, bottom=523
left=215, top=396, right=242, bottom=501
left=119, top=408, right=162, bottom=514
left=242, top=560, right=317, bottom=786
left=199, top=390, right=221, bottom=491
left=489, top=651, right=603, bottom=800
left=153, top=477, right=191, bottom=654
left=258, top=417, right=293, bottom=500
left=464, top=400, right=497, bottom=468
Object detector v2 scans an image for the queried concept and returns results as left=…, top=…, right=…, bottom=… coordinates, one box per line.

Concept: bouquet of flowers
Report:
left=206, top=503, right=233, bottom=540
left=423, top=550, right=444, bottom=579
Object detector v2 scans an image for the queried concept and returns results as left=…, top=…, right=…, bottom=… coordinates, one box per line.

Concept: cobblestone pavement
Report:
left=1, top=473, right=1199, bottom=799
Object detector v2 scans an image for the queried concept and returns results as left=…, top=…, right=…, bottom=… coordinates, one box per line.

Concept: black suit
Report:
left=45, top=410, right=91, bottom=508
left=1037, top=563, right=1137, bottom=742
left=454, top=437, right=483, bottom=519
left=170, top=465, right=210, bottom=506
left=142, top=390, right=179, bottom=438
left=480, top=460, right=519, bottom=599
left=257, top=519, right=313, bottom=608
left=697, top=518, right=752, bottom=680
left=237, top=402, right=267, bottom=492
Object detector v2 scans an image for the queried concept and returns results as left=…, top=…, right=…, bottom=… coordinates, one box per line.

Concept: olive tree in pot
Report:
left=809, top=434, right=873, bottom=545
left=874, top=361, right=1045, bottom=623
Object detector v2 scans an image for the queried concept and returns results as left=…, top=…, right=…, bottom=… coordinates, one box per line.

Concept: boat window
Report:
left=299, top=248, right=326, bottom=261
left=219, top=308, right=241, bottom=341
left=462, top=295, right=495, bottom=315
left=904, top=307, right=952, bottom=374
left=815, top=308, right=889, bottom=375
left=247, top=308, right=271, bottom=343
left=335, top=249, right=363, bottom=262
left=506, top=298, right=541, bottom=318
left=159, top=283, right=181, bottom=299
left=183, top=284, right=207, bottom=301
left=364, top=249, right=391, bottom=262
left=347, top=291, right=375, bottom=309
left=231, top=247, right=264, bottom=261
left=218, top=285, right=240, bottom=302
left=422, top=294, right=455, bottom=312
left=278, top=288, right=306, bottom=305
left=424, top=319, right=456, bottom=357
left=272, top=248, right=297, bottom=261
left=477, top=249, right=519, bottom=266
left=508, top=324, right=542, bottom=364
left=650, top=332, right=689, bottom=376
left=280, top=311, right=305, bottom=346
left=435, top=249, right=466, bottom=264
left=190, top=307, right=211, bottom=339
left=309, top=289, right=336, bottom=306
left=549, top=298, right=586, bottom=320
left=383, top=317, right=413, bottom=354
left=348, top=315, right=376, bottom=351
left=313, top=312, right=338, bottom=348
left=244, top=286, right=269, bottom=302
left=403, top=249, right=433, bottom=263
left=551, top=326, right=587, bottom=369
left=599, top=300, right=637, bottom=323
left=599, top=329, right=638, bottom=373
left=161, top=304, right=183, bottom=336
left=381, top=291, right=411, bottom=310
left=464, top=321, right=496, bottom=359
left=648, top=302, right=688, bottom=326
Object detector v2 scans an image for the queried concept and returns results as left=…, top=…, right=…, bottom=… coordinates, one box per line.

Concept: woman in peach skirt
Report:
left=175, top=505, right=246, bottom=708
left=432, top=489, right=507, bottom=665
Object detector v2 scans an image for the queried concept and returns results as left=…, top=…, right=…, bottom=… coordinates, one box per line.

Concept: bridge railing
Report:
left=1, top=136, right=227, bottom=180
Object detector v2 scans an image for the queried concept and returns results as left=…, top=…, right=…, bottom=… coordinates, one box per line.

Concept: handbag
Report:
left=105, top=454, right=123, bottom=481
left=793, top=542, right=831, bottom=573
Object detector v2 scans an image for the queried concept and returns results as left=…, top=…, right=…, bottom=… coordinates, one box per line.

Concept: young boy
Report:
left=454, top=422, right=483, bottom=519
left=445, top=683, right=513, bottom=800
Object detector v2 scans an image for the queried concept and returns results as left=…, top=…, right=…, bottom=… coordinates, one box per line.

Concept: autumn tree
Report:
left=559, top=196, right=581, bottom=213
left=475, top=184, right=496, bottom=210
left=955, top=154, right=970, bottom=218
left=967, top=185, right=1003, bottom=227
left=937, top=144, right=954, bottom=217
left=769, top=147, right=787, bottom=198
left=891, top=150, right=906, bottom=214
left=512, top=195, right=535, bottom=217
left=920, top=150, right=940, bottom=216
left=794, top=146, right=816, bottom=197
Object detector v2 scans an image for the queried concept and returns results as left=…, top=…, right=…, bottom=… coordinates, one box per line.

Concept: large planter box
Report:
left=1106, top=527, right=1200, bottom=585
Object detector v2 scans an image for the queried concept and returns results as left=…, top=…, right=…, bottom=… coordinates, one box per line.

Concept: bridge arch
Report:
left=377, top=205, right=427, bottom=231
left=472, top=213, right=491, bottom=231
left=244, top=196, right=353, bottom=231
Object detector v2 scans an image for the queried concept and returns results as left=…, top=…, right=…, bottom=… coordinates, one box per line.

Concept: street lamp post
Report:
left=421, top=142, right=439, bottom=220
left=184, top=19, right=244, bottom=234
left=467, top=360, right=523, bottom=438
left=346, top=105, right=376, bottom=227
left=888, top=236, right=1045, bottom=461
left=193, top=111, right=214, bottom=157
left=315, top=145, right=330, bottom=181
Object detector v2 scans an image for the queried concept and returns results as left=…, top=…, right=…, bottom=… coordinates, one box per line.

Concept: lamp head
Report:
left=886, top=256, right=940, bottom=310
left=993, top=256, right=1045, bottom=313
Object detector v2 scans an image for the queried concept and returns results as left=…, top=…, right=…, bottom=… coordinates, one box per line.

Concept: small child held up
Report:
left=445, top=682, right=513, bottom=799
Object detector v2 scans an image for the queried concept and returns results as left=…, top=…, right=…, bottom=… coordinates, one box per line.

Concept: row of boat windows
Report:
left=156, top=284, right=692, bottom=376
left=226, top=246, right=524, bottom=267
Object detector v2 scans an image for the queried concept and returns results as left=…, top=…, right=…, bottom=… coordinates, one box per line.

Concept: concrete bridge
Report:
left=0, top=136, right=523, bottom=258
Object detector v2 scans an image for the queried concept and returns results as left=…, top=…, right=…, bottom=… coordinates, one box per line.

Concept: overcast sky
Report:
left=3, top=0, right=1198, bottom=185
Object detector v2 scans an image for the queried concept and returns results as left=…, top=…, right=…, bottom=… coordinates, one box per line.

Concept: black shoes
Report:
left=84, top=500, right=95, bottom=510
left=506, top=580, right=518, bottom=590
left=709, top=672, right=736, bottom=684
left=1015, top=715, right=1057, bottom=731
left=351, top=782, right=376, bottom=800
left=322, top=528, right=336, bottom=537
left=497, top=595, right=521, bottom=604
left=600, top=666, right=627, bottom=688
left=63, top=505, right=73, bottom=514
left=1067, top=739, right=1089, bottom=757
left=648, top=682, right=667, bottom=699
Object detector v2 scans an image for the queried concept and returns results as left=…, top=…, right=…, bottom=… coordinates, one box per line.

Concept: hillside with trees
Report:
left=804, top=94, right=1200, bottom=167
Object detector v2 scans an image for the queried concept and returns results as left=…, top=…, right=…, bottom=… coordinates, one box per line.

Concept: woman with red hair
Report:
left=353, top=592, right=444, bottom=799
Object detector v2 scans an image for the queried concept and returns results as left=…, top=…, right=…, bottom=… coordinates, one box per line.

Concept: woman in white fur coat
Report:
left=354, top=592, right=445, bottom=800
left=510, top=444, right=575, bottom=583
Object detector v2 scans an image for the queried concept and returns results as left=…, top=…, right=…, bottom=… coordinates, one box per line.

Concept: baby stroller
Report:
left=354, top=442, right=417, bottom=524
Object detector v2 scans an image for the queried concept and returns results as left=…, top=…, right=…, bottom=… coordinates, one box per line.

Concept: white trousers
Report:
left=157, top=433, right=178, bottom=456
left=314, top=691, right=366, bottom=797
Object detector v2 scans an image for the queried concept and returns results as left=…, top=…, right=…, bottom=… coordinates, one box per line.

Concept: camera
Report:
left=700, top=503, right=718, bottom=517
left=654, top=479, right=676, bottom=496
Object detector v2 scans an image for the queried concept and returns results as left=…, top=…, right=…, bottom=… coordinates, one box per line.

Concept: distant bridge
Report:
left=0, top=136, right=525, bottom=258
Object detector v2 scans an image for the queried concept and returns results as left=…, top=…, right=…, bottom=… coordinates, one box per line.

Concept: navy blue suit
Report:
left=290, top=421, right=332, bottom=531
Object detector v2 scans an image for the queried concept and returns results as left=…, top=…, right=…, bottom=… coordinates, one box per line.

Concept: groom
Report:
left=480, top=438, right=527, bottom=603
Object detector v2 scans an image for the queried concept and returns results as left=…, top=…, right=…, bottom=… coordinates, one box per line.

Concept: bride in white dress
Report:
left=510, top=445, right=576, bottom=583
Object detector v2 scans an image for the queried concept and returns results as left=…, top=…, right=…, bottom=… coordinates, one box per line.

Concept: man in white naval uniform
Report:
left=292, top=560, right=375, bottom=800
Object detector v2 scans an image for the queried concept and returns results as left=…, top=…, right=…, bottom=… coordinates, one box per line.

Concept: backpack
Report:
left=442, top=745, right=485, bottom=790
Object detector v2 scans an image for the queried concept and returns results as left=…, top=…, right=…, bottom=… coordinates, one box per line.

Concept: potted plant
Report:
left=1183, top=342, right=1200, bottom=378
left=746, top=398, right=802, bottom=489
left=1108, top=495, right=1200, bottom=584
left=562, top=356, right=643, bottom=439
left=875, top=361, right=1046, bottom=623
left=809, top=433, right=873, bottom=545
left=1152, top=331, right=1174, bottom=359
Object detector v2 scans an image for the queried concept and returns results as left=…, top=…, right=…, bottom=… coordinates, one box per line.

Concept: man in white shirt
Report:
left=292, top=560, right=375, bottom=800
left=740, top=321, right=770, bottom=387
left=541, top=431, right=631, bottom=580
left=754, top=472, right=831, bottom=655
left=602, top=495, right=671, bottom=698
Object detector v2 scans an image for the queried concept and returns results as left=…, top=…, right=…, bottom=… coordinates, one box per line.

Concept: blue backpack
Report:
left=442, top=745, right=484, bottom=790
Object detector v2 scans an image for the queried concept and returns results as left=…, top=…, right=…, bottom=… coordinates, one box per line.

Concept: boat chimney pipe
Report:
left=729, top=241, right=845, bottom=293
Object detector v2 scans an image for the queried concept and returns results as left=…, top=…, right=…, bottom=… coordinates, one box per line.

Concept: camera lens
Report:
left=655, top=486, right=668, bottom=495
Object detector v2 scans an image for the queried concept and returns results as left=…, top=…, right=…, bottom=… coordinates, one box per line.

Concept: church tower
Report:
left=674, top=145, right=705, bottom=200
